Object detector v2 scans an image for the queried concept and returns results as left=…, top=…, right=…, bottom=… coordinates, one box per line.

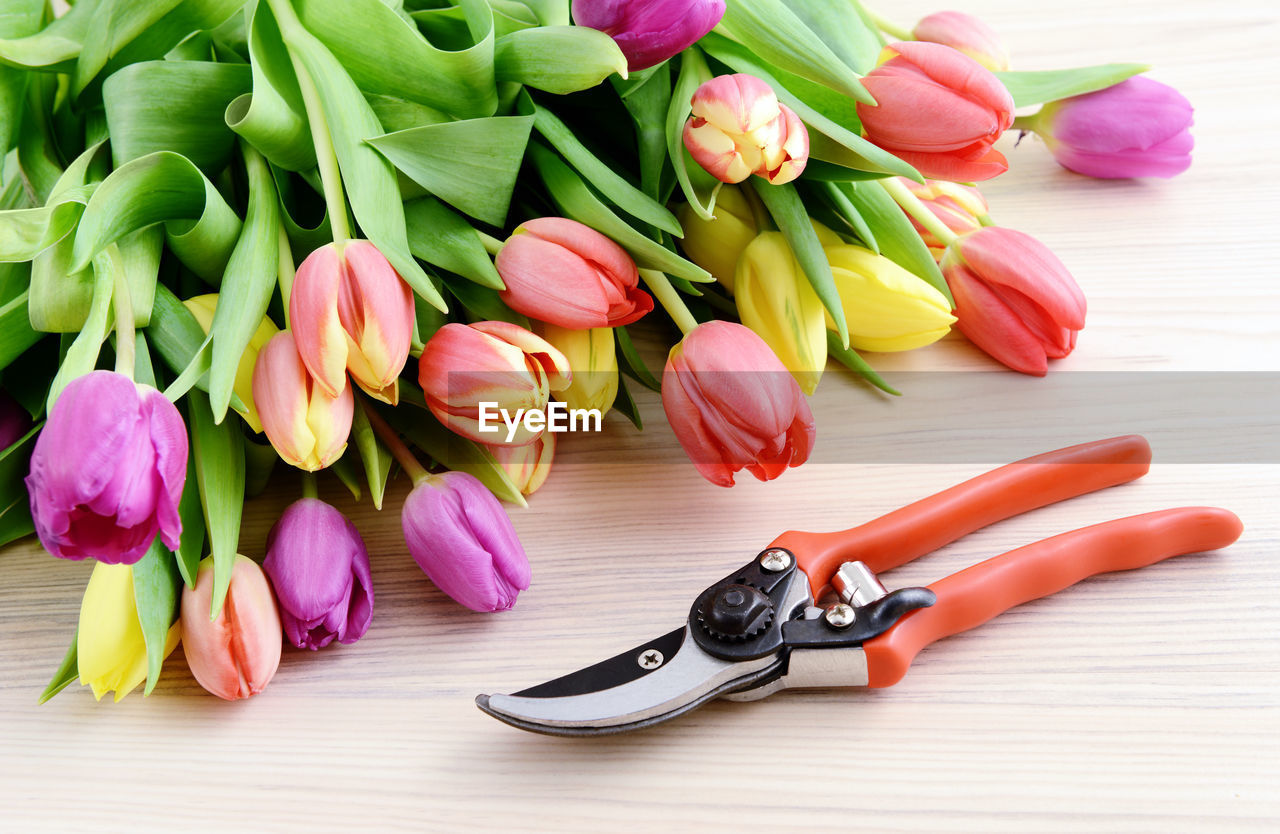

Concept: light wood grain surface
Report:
left=3, top=1, right=1278, bottom=830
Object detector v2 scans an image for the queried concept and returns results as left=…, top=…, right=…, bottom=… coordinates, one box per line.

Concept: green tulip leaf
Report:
left=367, top=115, right=534, bottom=226
left=38, top=629, right=78, bottom=705
left=131, top=538, right=181, bottom=695
left=494, top=25, right=628, bottom=95
left=0, top=0, right=46, bottom=153
left=0, top=185, right=92, bottom=263
left=15, top=74, right=64, bottom=205
left=272, top=165, right=332, bottom=255
left=31, top=224, right=162, bottom=334
left=44, top=249, right=115, bottom=412
left=667, top=49, right=719, bottom=220
left=996, top=64, right=1149, bottom=109
left=613, top=373, right=643, bottom=431
left=209, top=144, right=279, bottom=425
left=0, top=422, right=40, bottom=548
left=0, top=0, right=93, bottom=73
left=529, top=142, right=713, bottom=284
left=364, top=93, right=452, bottom=134
left=826, top=330, right=899, bottom=396
left=813, top=180, right=877, bottom=252
left=351, top=402, right=391, bottom=511
left=187, top=388, right=245, bottom=618
left=1, top=288, right=42, bottom=373
left=148, top=284, right=242, bottom=408
left=444, top=276, right=529, bottom=327
left=174, top=451, right=206, bottom=587
left=751, top=179, right=848, bottom=347
left=789, top=0, right=882, bottom=74
left=846, top=179, right=950, bottom=302
left=403, top=197, right=504, bottom=290
left=329, top=455, right=364, bottom=502
left=243, top=437, right=278, bottom=498
left=615, top=64, right=672, bottom=200
left=615, top=325, right=661, bottom=393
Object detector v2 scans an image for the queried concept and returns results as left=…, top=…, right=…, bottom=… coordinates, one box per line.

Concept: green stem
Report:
left=1012, top=114, right=1041, bottom=132
left=360, top=398, right=430, bottom=485
left=277, top=224, right=296, bottom=328
left=639, top=268, right=698, bottom=336
left=109, top=245, right=135, bottom=377
left=865, top=8, right=913, bottom=41
left=879, top=177, right=959, bottom=248
left=301, top=471, right=319, bottom=499
left=477, top=230, right=505, bottom=256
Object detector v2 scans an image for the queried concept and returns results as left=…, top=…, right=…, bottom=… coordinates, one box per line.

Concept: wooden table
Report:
left=3, top=0, right=1277, bottom=829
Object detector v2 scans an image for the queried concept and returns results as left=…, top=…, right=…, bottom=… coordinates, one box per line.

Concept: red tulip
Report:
left=912, top=11, right=1009, bottom=73
left=662, top=321, right=815, bottom=487
left=941, top=227, right=1086, bottom=375
left=858, top=41, right=1014, bottom=182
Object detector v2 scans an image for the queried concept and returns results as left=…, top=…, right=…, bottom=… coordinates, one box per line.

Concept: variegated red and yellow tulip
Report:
left=683, top=73, right=809, bottom=186
left=896, top=178, right=990, bottom=256
left=912, top=11, right=1010, bottom=73
left=252, top=331, right=354, bottom=471
left=181, top=555, right=282, bottom=701
left=419, top=321, right=571, bottom=446
left=487, top=433, right=555, bottom=497
left=289, top=240, right=415, bottom=405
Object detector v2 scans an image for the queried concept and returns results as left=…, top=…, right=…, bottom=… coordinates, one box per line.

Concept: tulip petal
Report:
left=958, top=228, right=1086, bottom=330
left=947, top=263, right=1049, bottom=375
left=340, top=241, right=414, bottom=397
left=290, top=244, right=350, bottom=399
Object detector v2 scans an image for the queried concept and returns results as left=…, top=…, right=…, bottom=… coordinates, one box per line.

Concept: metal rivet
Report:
left=760, top=549, right=792, bottom=572
left=637, top=649, right=665, bottom=670
left=824, top=603, right=856, bottom=629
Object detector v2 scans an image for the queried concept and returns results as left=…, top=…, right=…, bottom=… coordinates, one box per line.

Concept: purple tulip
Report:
left=401, top=471, right=530, bottom=613
left=1033, top=76, right=1194, bottom=179
left=0, top=391, right=33, bottom=450
left=263, top=498, right=373, bottom=650
left=572, top=0, right=726, bottom=71
left=25, top=371, right=187, bottom=565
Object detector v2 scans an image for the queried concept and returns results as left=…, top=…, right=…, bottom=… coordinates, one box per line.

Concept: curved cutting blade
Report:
left=476, top=627, right=781, bottom=737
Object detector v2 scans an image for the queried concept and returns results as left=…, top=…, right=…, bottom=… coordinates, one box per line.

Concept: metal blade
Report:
left=476, top=627, right=782, bottom=737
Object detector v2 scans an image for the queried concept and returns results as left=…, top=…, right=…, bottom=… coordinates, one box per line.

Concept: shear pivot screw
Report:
left=637, top=649, right=665, bottom=670
left=760, top=549, right=792, bottom=572
left=824, top=603, right=856, bottom=629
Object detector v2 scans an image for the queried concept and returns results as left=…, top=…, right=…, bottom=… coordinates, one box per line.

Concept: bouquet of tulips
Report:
left=0, top=0, right=1194, bottom=702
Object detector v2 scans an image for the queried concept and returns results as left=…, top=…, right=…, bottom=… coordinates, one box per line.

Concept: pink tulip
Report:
left=495, top=218, right=653, bottom=329
left=941, top=227, right=1086, bottom=375
left=263, top=498, right=373, bottom=650
left=252, top=331, right=354, bottom=471
left=402, top=471, right=531, bottom=612
left=912, top=11, right=1010, bottom=73
left=418, top=321, right=571, bottom=446
left=181, top=555, right=282, bottom=700
left=572, top=0, right=725, bottom=71
left=290, top=240, right=415, bottom=404
left=486, top=433, right=555, bottom=496
left=858, top=41, right=1014, bottom=182
left=26, top=371, right=187, bottom=565
left=1031, top=76, right=1194, bottom=179
left=683, top=74, right=809, bottom=185
left=897, top=177, right=989, bottom=254
left=662, top=321, right=815, bottom=487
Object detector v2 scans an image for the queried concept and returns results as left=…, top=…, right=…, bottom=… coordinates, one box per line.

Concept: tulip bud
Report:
left=823, top=245, right=956, bottom=352
left=912, top=11, right=1010, bottom=73
left=419, top=321, right=571, bottom=446
left=263, top=498, right=373, bottom=650
left=487, top=433, right=555, bottom=497
left=941, top=227, right=1086, bottom=375
left=183, top=294, right=279, bottom=433
left=676, top=184, right=770, bottom=291
left=536, top=324, right=618, bottom=414
left=734, top=232, right=827, bottom=394
left=683, top=74, right=809, bottom=185
left=401, top=471, right=531, bottom=612
left=181, top=555, right=282, bottom=700
left=572, top=0, right=725, bottom=71
left=252, top=331, right=354, bottom=471
left=1028, top=76, right=1194, bottom=179
left=290, top=240, right=415, bottom=405
left=495, top=218, right=652, bottom=329
left=663, top=321, right=815, bottom=487
left=858, top=41, right=1014, bottom=182
left=896, top=178, right=989, bottom=256
left=26, top=370, right=187, bottom=565
left=76, top=562, right=181, bottom=702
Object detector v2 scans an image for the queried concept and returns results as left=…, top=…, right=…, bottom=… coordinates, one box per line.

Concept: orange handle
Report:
left=862, top=507, right=1243, bottom=687
left=770, top=435, right=1153, bottom=595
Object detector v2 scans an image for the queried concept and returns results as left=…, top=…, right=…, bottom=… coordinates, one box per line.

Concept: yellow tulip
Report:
left=537, top=324, right=618, bottom=415
left=183, top=294, right=279, bottom=433
left=77, top=562, right=180, bottom=702
left=823, top=244, right=956, bottom=352
left=734, top=232, right=828, bottom=394
left=677, top=184, right=770, bottom=291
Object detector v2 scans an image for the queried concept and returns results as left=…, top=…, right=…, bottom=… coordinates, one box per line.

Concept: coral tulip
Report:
left=683, top=73, right=809, bottom=185
left=419, top=321, right=571, bottom=446
left=26, top=371, right=187, bottom=565
left=253, top=331, right=354, bottom=471
left=290, top=240, right=415, bottom=404
left=676, top=184, right=770, bottom=291
left=181, top=555, right=282, bottom=700
left=183, top=293, right=279, bottom=433
left=76, top=561, right=180, bottom=702
left=897, top=177, right=989, bottom=255
left=1028, top=76, right=1194, bottom=179
left=663, top=321, right=815, bottom=487
left=263, top=498, right=373, bottom=650
left=572, top=0, right=725, bottom=71
left=401, top=471, right=531, bottom=612
left=941, top=227, right=1086, bottom=375
left=912, top=11, right=1009, bottom=72
left=824, top=245, right=956, bottom=352
left=495, top=218, right=652, bottom=329
left=858, top=41, right=1014, bottom=182
left=734, top=232, right=827, bottom=394
left=487, top=434, right=555, bottom=497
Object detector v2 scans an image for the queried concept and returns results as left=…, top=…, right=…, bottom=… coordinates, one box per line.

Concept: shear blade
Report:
left=476, top=627, right=780, bottom=737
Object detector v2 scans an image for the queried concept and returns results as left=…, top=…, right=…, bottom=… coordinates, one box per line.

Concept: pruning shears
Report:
left=477, top=436, right=1242, bottom=736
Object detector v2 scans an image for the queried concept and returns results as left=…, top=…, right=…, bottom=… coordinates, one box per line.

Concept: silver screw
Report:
left=760, top=549, right=792, bottom=572
left=824, top=603, right=856, bottom=629
left=637, top=649, right=665, bottom=670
